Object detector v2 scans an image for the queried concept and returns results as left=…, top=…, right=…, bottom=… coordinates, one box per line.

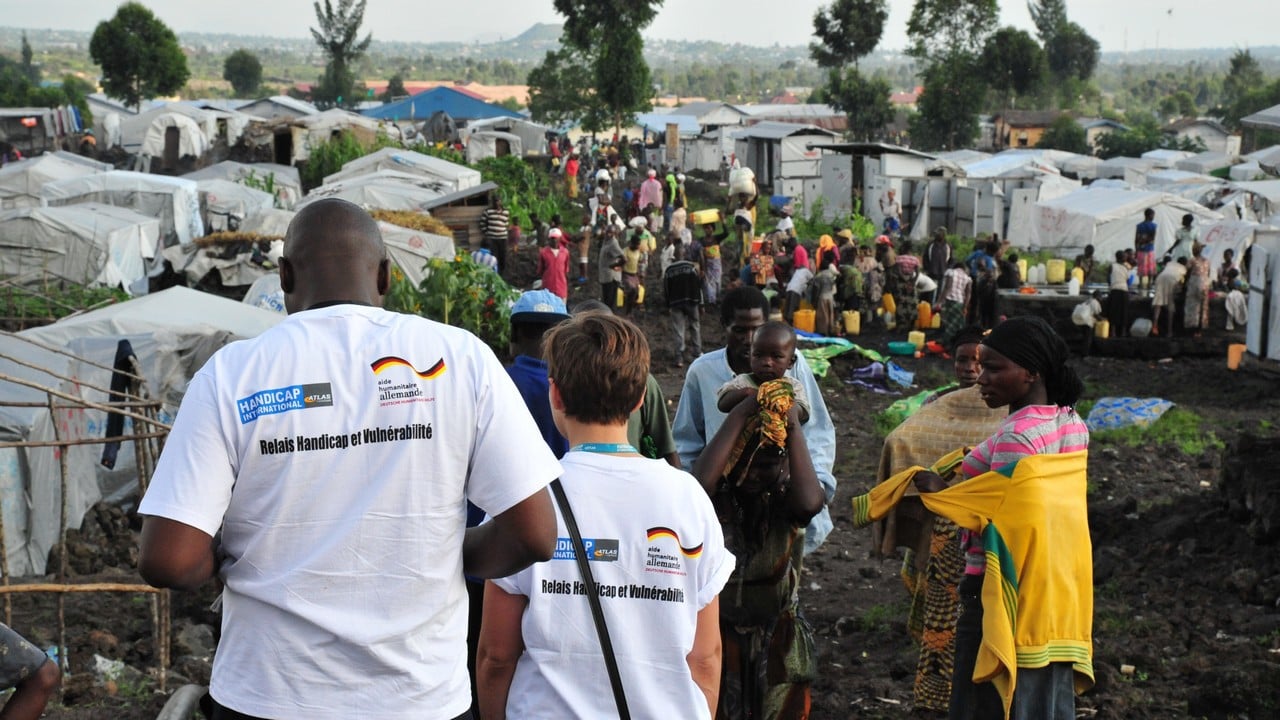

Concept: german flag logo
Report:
left=646, top=527, right=703, bottom=558
left=370, top=356, right=447, bottom=379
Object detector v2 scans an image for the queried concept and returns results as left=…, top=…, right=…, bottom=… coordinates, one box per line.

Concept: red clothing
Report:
left=565, top=157, right=580, bottom=177
left=791, top=244, right=810, bottom=272
left=538, top=246, right=571, bottom=300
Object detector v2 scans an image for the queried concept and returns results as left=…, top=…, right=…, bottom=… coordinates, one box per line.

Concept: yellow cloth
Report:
left=723, top=380, right=794, bottom=483
left=872, top=386, right=1008, bottom=564
left=622, top=247, right=643, bottom=274
left=852, top=450, right=1094, bottom=718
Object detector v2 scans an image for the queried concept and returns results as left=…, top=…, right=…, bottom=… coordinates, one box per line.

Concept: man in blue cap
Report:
left=505, top=289, right=573, bottom=457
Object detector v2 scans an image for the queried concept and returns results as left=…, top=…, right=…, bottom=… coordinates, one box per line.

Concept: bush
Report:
left=384, top=256, right=520, bottom=354
left=473, top=155, right=575, bottom=230
left=300, top=130, right=402, bottom=190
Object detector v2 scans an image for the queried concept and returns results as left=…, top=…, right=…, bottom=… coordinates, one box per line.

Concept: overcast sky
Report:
left=6, top=0, right=1279, bottom=52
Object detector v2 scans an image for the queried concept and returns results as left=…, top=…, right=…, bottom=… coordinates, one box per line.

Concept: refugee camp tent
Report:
left=1027, top=187, right=1222, bottom=259
left=0, top=287, right=282, bottom=575
left=1230, top=161, right=1268, bottom=182
left=138, top=112, right=210, bottom=167
left=464, top=130, right=523, bottom=163
left=299, top=171, right=447, bottom=212
left=732, top=122, right=835, bottom=190
left=1246, top=145, right=1280, bottom=175
left=1229, top=180, right=1280, bottom=224
left=1197, top=219, right=1268, bottom=269
left=1060, top=155, right=1101, bottom=180
left=0, top=204, right=160, bottom=294
left=0, top=153, right=107, bottom=210
left=1141, top=149, right=1195, bottom=169
left=462, top=116, right=549, bottom=154
left=323, top=148, right=482, bottom=193
left=194, top=179, right=275, bottom=233
left=236, top=96, right=318, bottom=121
left=283, top=109, right=389, bottom=166
left=1175, top=151, right=1237, bottom=176
left=375, top=221, right=456, bottom=286
left=184, top=160, right=303, bottom=209
left=1096, top=156, right=1157, bottom=181
left=40, top=171, right=204, bottom=248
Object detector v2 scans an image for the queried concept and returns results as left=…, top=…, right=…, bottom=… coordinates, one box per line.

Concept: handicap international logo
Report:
left=646, top=527, right=702, bottom=558
left=369, top=356, right=447, bottom=379
left=237, top=382, right=333, bottom=424
left=552, top=537, right=619, bottom=562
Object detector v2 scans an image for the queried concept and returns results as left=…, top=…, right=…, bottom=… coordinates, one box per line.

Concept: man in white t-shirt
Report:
left=138, top=199, right=561, bottom=720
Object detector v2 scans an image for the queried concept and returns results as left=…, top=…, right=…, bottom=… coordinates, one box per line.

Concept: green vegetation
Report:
left=384, top=256, right=519, bottom=354
left=299, top=130, right=401, bottom=190
left=472, top=155, right=575, bottom=231
left=1088, top=407, right=1226, bottom=457
left=310, top=0, right=373, bottom=109
left=0, top=282, right=128, bottom=329
left=223, top=49, right=263, bottom=97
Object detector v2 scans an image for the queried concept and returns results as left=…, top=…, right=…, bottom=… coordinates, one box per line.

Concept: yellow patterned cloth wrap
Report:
left=723, top=379, right=795, bottom=482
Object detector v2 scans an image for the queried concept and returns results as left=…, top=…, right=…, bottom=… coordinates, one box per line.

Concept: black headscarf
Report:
left=982, top=316, right=1084, bottom=407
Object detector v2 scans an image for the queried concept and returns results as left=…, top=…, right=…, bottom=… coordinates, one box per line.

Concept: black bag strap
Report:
left=549, top=479, right=631, bottom=720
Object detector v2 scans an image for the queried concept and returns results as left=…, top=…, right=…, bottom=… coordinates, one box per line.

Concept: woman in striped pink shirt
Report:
left=915, top=315, right=1088, bottom=720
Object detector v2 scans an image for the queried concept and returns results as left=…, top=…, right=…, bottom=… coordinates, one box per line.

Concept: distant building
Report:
left=1162, top=117, right=1240, bottom=155
left=1076, top=117, right=1128, bottom=153
left=990, top=110, right=1064, bottom=151
left=237, top=96, right=318, bottom=122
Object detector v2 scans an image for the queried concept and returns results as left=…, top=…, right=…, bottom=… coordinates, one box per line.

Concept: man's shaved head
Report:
left=281, top=199, right=389, bottom=313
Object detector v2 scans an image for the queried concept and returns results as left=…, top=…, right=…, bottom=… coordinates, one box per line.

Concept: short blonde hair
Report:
left=544, top=313, right=649, bottom=425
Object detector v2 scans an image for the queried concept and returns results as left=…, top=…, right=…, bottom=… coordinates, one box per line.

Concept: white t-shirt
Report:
left=786, top=266, right=814, bottom=295
left=776, top=217, right=794, bottom=235
left=139, top=304, right=560, bottom=720
left=493, top=452, right=734, bottom=720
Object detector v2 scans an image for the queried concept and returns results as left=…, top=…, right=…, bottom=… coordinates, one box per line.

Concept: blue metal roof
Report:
left=360, top=87, right=523, bottom=122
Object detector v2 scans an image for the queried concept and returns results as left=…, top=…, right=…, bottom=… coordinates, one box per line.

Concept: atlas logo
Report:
left=370, top=356, right=446, bottom=379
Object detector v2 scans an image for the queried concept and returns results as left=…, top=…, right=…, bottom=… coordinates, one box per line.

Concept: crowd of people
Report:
left=115, top=176, right=1126, bottom=720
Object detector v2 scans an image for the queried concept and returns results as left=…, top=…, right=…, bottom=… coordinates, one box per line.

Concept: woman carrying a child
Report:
left=695, top=321, right=825, bottom=719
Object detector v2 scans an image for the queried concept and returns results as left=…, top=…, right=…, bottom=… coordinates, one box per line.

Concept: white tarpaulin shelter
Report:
left=1027, top=187, right=1222, bottom=258
left=1097, top=156, right=1157, bottom=181
left=0, top=287, right=282, bottom=575
left=1246, top=145, right=1280, bottom=175
left=195, top=179, right=275, bottom=233
left=40, top=171, right=204, bottom=248
left=185, top=160, right=303, bottom=209
left=323, top=147, right=481, bottom=193
left=213, top=208, right=453, bottom=286
left=463, top=117, right=549, bottom=154
left=464, top=131, right=523, bottom=164
left=0, top=153, right=108, bottom=210
left=299, top=171, right=447, bottom=212
left=139, top=113, right=209, bottom=160
left=0, top=204, right=160, bottom=294
left=1176, top=151, right=1236, bottom=175
left=1197, top=219, right=1268, bottom=269
left=1060, top=155, right=1101, bottom=180
left=1229, top=161, right=1267, bottom=182
left=1141, top=149, right=1195, bottom=168
left=1229, top=180, right=1280, bottom=224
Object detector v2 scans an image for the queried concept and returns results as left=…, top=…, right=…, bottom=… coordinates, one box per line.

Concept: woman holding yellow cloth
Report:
left=853, top=316, right=1092, bottom=720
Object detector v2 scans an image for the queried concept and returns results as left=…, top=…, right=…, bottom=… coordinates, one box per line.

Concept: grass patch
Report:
left=1088, top=407, right=1225, bottom=457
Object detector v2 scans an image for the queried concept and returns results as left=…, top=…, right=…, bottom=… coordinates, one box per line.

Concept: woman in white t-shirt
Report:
left=479, top=313, right=733, bottom=719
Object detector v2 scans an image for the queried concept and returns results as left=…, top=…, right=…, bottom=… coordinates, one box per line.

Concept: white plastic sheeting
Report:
left=0, top=153, right=107, bottom=210
left=323, top=147, right=482, bottom=193
left=299, top=170, right=447, bottom=212
left=0, top=204, right=159, bottom=293
left=40, top=171, right=204, bottom=248
left=0, top=287, right=282, bottom=576
left=1027, top=187, right=1222, bottom=258
left=195, top=179, right=275, bottom=233
left=464, top=131, right=523, bottom=164
left=139, top=113, right=209, bottom=160
left=185, top=160, right=303, bottom=209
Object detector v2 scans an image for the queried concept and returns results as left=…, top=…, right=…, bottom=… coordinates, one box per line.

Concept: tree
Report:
left=909, top=54, right=987, bottom=150
left=310, top=0, right=372, bottom=108
left=980, top=27, right=1047, bottom=108
left=1027, top=0, right=1067, bottom=40
left=810, top=0, right=888, bottom=71
left=20, top=32, right=37, bottom=82
left=380, top=72, right=407, bottom=103
left=1223, top=49, right=1265, bottom=111
left=1096, top=114, right=1206, bottom=159
left=548, top=0, right=663, bottom=131
left=1158, top=90, right=1196, bottom=119
left=527, top=48, right=609, bottom=132
left=1044, top=22, right=1099, bottom=82
left=1036, top=115, right=1089, bottom=154
left=906, top=0, right=998, bottom=60
left=223, top=49, right=263, bottom=97
left=821, top=69, right=893, bottom=141
left=906, top=1, right=997, bottom=150
left=89, top=3, right=189, bottom=111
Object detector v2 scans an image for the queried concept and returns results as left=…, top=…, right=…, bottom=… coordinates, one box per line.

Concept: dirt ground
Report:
left=18, top=259, right=1280, bottom=719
